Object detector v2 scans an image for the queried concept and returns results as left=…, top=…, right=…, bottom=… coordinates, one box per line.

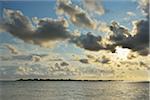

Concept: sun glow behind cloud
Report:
left=115, top=46, right=131, bottom=60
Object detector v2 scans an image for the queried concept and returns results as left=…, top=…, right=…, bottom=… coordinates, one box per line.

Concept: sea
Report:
left=0, top=81, right=149, bottom=100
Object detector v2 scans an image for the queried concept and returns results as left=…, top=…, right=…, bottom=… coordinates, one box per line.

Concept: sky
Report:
left=0, top=0, right=149, bottom=81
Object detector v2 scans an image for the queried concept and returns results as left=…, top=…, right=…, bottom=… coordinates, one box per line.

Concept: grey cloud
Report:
left=79, top=59, right=89, bottom=64
left=60, top=61, right=69, bottom=66
left=71, top=32, right=104, bottom=51
left=0, top=9, right=71, bottom=47
left=53, top=63, right=69, bottom=71
left=86, top=54, right=95, bottom=59
left=109, top=21, right=131, bottom=42
left=115, top=20, right=149, bottom=55
left=33, top=17, right=70, bottom=41
left=109, top=0, right=149, bottom=55
left=48, top=62, right=78, bottom=76
left=95, top=56, right=110, bottom=64
left=1, top=9, right=34, bottom=40
left=57, top=0, right=96, bottom=29
left=0, top=56, right=11, bottom=61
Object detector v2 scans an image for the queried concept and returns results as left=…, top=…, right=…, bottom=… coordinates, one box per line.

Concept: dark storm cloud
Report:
left=0, top=9, right=71, bottom=47
left=115, top=20, right=149, bottom=55
left=109, top=21, right=131, bottom=42
left=57, top=0, right=96, bottom=29
left=106, top=20, right=149, bottom=55
left=108, top=0, right=149, bottom=55
left=70, top=32, right=104, bottom=51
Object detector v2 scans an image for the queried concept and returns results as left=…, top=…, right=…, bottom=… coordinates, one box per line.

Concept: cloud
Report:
left=118, top=21, right=149, bottom=55
left=47, top=62, right=79, bottom=76
left=0, top=56, right=11, bottom=61
left=56, top=0, right=97, bottom=29
left=109, top=21, right=131, bottom=41
left=16, top=66, right=33, bottom=75
left=78, top=67, right=114, bottom=78
left=108, top=16, right=149, bottom=55
left=79, top=58, right=89, bottom=64
left=84, top=50, right=150, bottom=73
left=0, top=8, right=109, bottom=51
left=83, top=0, right=105, bottom=15
left=69, top=17, right=148, bottom=56
left=70, top=32, right=105, bottom=51
left=1, top=50, right=149, bottom=80
left=97, top=22, right=111, bottom=33
left=5, top=44, right=20, bottom=55
left=31, top=55, right=41, bottom=62
left=0, top=9, right=71, bottom=47
left=85, top=50, right=112, bottom=65
left=95, top=55, right=110, bottom=64
left=110, top=0, right=149, bottom=55
left=138, top=0, right=149, bottom=18
left=0, top=53, right=46, bottom=62
left=69, top=0, right=149, bottom=56
left=126, top=11, right=136, bottom=16
left=60, top=61, right=69, bottom=66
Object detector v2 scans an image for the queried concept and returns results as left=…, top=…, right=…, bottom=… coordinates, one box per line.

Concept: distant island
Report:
left=16, top=79, right=150, bottom=83
left=17, top=78, right=115, bottom=82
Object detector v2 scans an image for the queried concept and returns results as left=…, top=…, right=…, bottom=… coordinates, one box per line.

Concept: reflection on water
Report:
left=0, top=81, right=149, bottom=100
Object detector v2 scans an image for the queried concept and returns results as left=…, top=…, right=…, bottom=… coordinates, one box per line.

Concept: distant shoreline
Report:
left=17, top=79, right=115, bottom=82
left=15, top=79, right=150, bottom=83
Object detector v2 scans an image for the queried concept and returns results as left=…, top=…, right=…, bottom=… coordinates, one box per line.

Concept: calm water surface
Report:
left=0, top=81, right=149, bottom=100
